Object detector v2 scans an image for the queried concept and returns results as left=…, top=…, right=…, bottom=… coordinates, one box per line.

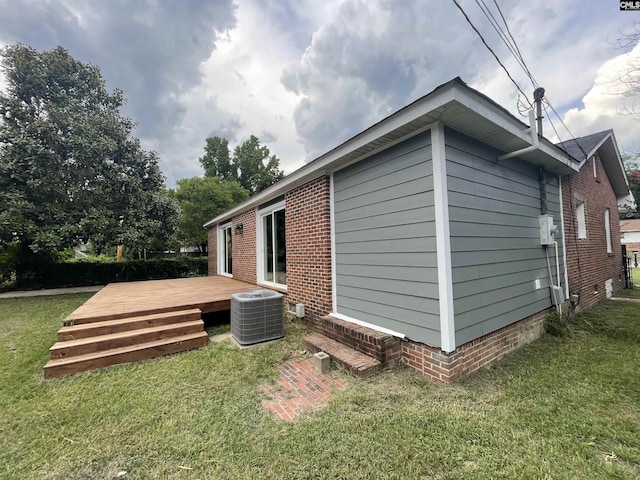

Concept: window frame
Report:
left=605, top=208, right=612, bottom=254
left=218, top=223, right=233, bottom=277
left=576, top=200, right=587, bottom=239
left=257, top=201, right=287, bottom=290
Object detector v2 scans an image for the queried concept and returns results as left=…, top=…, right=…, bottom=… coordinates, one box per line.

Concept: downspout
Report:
left=497, top=110, right=539, bottom=161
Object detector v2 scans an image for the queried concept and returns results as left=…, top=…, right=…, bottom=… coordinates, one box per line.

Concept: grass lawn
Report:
left=617, top=268, right=640, bottom=298
left=1, top=294, right=639, bottom=479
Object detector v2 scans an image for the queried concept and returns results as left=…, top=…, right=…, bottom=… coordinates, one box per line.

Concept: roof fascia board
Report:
left=204, top=85, right=457, bottom=227
left=576, top=132, right=612, bottom=169
left=452, top=86, right=578, bottom=172
left=608, top=130, right=630, bottom=189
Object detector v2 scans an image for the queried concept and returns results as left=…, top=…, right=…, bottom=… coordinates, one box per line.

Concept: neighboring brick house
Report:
left=205, top=78, right=603, bottom=383
left=620, top=219, right=640, bottom=253
left=558, top=131, right=633, bottom=310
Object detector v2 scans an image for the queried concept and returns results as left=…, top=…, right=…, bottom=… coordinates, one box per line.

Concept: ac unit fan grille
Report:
left=231, top=290, right=284, bottom=345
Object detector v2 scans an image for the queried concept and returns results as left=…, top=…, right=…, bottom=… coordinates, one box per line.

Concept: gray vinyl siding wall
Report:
left=445, top=127, right=563, bottom=346
left=333, top=131, right=441, bottom=346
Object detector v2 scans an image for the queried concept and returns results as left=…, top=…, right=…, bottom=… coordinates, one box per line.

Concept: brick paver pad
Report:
left=261, top=358, right=348, bottom=421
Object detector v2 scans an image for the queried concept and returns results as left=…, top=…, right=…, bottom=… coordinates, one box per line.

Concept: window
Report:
left=593, top=157, right=597, bottom=178
left=219, top=223, right=232, bottom=276
left=605, top=208, right=612, bottom=254
left=576, top=201, right=587, bottom=239
left=259, top=204, right=286, bottom=288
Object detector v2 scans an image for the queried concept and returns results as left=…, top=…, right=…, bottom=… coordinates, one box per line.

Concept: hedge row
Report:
left=15, top=257, right=209, bottom=289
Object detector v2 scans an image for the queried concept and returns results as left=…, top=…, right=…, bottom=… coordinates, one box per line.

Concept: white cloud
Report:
left=563, top=42, right=640, bottom=152
left=199, top=0, right=308, bottom=175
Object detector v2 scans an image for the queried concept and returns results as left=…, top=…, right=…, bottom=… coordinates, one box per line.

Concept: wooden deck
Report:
left=66, top=276, right=257, bottom=324
left=45, top=276, right=259, bottom=378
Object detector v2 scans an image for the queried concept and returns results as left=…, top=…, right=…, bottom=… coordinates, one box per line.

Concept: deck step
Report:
left=43, top=331, right=209, bottom=379
left=64, top=305, right=197, bottom=326
left=304, top=334, right=380, bottom=378
left=50, top=320, right=205, bottom=359
left=58, top=309, right=202, bottom=341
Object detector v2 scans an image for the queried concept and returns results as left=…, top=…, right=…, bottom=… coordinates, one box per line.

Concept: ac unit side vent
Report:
left=231, top=290, right=284, bottom=346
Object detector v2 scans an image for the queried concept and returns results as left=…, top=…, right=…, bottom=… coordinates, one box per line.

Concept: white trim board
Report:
left=329, top=312, right=406, bottom=339
left=558, top=176, right=570, bottom=300
left=329, top=173, right=337, bottom=313
left=431, top=122, right=456, bottom=353
left=204, top=79, right=577, bottom=228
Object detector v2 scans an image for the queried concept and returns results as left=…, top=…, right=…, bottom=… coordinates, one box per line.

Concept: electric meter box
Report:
left=539, top=214, right=557, bottom=246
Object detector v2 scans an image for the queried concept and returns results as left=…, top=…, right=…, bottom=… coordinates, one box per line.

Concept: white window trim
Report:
left=256, top=200, right=287, bottom=290
left=576, top=201, right=587, bottom=239
left=605, top=208, right=612, bottom=254
left=218, top=223, right=233, bottom=278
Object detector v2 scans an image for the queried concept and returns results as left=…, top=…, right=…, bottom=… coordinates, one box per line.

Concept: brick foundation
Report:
left=315, top=316, right=401, bottom=367
left=401, top=309, right=548, bottom=383
left=562, top=154, right=624, bottom=311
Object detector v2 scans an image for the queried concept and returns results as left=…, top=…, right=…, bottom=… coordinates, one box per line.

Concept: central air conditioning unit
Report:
left=231, top=290, right=284, bottom=346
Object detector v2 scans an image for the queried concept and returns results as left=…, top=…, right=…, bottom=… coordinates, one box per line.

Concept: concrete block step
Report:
left=303, top=333, right=380, bottom=378
left=44, top=331, right=209, bottom=379
left=57, top=309, right=202, bottom=341
left=50, top=320, right=205, bottom=359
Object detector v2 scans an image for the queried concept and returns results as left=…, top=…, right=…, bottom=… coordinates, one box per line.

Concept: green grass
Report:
left=1, top=295, right=639, bottom=479
left=618, top=268, right=640, bottom=298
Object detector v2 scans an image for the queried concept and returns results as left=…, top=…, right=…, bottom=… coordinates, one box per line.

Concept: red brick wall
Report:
left=284, top=176, right=333, bottom=321
left=231, top=209, right=257, bottom=284
left=562, top=154, right=624, bottom=311
left=206, top=176, right=333, bottom=321
left=401, top=309, right=548, bottom=383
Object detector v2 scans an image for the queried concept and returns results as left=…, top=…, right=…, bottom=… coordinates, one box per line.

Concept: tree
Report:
left=199, top=136, right=233, bottom=180
left=199, top=134, right=284, bottom=195
left=232, top=135, right=284, bottom=195
left=0, top=44, right=178, bottom=280
left=623, top=153, right=640, bottom=218
left=170, top=177, right=247, bottom=251
left=613, top=25, right=640, bottom=115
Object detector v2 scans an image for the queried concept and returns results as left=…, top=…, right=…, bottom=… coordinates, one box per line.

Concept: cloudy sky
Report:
left=1, top=0, right=639, bottom=186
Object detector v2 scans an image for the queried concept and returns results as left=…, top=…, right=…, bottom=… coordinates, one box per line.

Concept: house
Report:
left=620, top=218, right=640, bottom=253
left=558, top=131, right=633, bottom=309
left=205, top=77, right=584, bottom=383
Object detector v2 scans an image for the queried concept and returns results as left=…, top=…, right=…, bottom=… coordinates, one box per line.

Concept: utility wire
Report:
left=455, top=0, right=588, bottom=156
left=544, top=100, right=589, bottom=159
left=491, top=0, right=537, bottom=87
left=475, top=0, right=536, bottom=87
left=450, top=0, right=532, bottom=107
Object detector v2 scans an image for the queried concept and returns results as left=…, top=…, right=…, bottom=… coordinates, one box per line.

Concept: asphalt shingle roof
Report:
left=556, top=130, right=612, bottom=161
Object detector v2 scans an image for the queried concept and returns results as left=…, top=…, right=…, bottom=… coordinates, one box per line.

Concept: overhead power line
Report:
left=450, top=0, right=532, bottom=107
left=474, top=0, right=537, bottom=88
left=452, top=0, right=589, bottom=159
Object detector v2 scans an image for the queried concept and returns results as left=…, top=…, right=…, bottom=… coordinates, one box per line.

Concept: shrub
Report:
left=3, top=257, right=208, bottom=290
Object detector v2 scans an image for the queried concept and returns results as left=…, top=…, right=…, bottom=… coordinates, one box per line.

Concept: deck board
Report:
left=66, top=276, right=258, bottom=323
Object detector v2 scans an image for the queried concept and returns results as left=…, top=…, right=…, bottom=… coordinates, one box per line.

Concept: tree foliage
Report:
left=199, top=136, right=233, bottom=180
left=623, top=153, right=640, bottom=218
left=170, top=177, right=247, bottom=251
left=0, top=44, right=178, bottom=268
left=613, top=25, right=640, bottom=115
left=199, top=134, right=284, bottom=195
